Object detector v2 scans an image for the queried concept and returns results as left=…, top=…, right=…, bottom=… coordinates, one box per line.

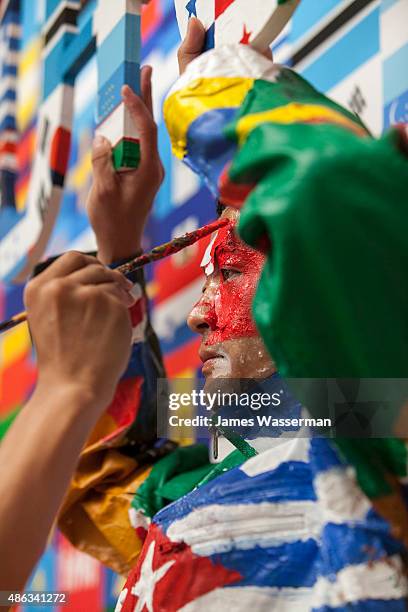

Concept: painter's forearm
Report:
left=0, top=384, right=101, bottom=592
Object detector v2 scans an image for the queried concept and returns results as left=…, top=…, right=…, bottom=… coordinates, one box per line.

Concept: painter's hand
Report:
left=87, top=66, right=164, bottom=265
left=178, top=17, right=206, bottom=74
left=25, top=252, right=134, bottom=411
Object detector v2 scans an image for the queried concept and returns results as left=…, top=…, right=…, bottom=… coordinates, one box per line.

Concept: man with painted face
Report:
left=59, top=19, right=408, bottom=611
left=189, top=206, right=273, bottom=384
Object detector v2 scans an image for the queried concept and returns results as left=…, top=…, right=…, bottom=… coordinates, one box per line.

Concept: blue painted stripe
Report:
left=213, top=539, right=320, bottom=588
left=185, top=107, right=238, bottom=198
left=155, top=461, right=316, bottom=530
left=319, top=520, right=404, bottom=576
left=383, top=42, right=408, bottom=104
left=308, top=438, right=346, bottom=473
left=301, top=8, right=379, bottom=93
left=97, top=14, right=141, bottom=87
left=97, top=61, right=140, bottom=123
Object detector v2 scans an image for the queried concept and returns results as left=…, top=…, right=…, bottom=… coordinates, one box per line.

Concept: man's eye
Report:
left=221, top=268, right=241, bottom=281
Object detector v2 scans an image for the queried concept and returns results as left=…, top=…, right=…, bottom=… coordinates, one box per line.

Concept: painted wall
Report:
left=0, top=0, right=407, bottom=608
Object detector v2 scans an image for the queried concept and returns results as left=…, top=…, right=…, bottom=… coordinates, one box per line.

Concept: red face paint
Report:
left=199, top=220, right=265, bottom=345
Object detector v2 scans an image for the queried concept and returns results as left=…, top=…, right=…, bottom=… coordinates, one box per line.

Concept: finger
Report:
left=92, top=134, right=117, bottom=188
left=35, top=251, right=98, bottom=281
left=141, top=65, right=153, bottom=117
left=68, top=264, right=133, bottom=291
left=92, top=282, right=137, bottom=308
left=122, top=85, right=158, bottom=163
left=178, top=17, right=206, bottom=74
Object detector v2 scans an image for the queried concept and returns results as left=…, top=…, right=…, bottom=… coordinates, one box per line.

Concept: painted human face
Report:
left=187, top=208, right=275, bottom=384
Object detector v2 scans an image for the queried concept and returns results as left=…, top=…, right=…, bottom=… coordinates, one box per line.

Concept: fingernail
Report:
left=124, top=278, right=134, bottom=289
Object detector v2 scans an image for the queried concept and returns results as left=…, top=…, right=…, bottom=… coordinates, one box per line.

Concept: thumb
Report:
left=92, top=135, right=116, bottom=186
left=177, top=17, right=206, bottom=75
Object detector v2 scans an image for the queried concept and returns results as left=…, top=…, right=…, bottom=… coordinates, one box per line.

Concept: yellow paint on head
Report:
left=235, top=102, right=368, bottom=145
left=164, top=77, right=254, bottom=159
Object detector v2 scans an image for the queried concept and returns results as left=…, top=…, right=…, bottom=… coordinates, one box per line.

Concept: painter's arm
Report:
left=0, top=253, right=134, bottom=593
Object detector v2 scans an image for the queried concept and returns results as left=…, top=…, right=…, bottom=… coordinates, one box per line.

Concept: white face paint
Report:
left=200, top=230, right=218, bottom=276
left=208, top=346, right=232, bottom=378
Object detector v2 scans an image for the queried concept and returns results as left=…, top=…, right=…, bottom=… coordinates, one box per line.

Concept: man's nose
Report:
left=187, top=295, right=216, bottom=335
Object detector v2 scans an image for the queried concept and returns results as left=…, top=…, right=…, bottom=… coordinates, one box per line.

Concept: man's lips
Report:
left=199, top=347, right=226, bottom=377
left=199, top=347, right=225, bottom=364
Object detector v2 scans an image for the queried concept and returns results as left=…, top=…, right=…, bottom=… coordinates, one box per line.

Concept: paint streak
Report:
left=199, top=220, right=265, bottom=345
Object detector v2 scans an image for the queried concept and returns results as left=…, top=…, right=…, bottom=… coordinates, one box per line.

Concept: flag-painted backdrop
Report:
left=0, top=0, right=407, bottom=609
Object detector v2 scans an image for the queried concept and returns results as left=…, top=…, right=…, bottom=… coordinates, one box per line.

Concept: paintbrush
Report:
left=0, top=217, right=228, bottom=334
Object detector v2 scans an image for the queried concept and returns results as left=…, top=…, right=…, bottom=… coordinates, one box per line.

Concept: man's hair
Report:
left=216, top=200, right=226, bottom=217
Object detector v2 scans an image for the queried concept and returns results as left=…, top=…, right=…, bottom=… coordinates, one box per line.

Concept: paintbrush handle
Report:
left=0, top=311, right=28, bottom=333
left=0, top=218, right=228, bottom=335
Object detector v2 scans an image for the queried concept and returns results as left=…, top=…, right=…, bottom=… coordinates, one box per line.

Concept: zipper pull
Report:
left=212, top=426, right=219, bottom=461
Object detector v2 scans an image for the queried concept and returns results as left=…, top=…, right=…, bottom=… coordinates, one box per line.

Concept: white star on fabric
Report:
left=131, top=542, right=175, bottom=612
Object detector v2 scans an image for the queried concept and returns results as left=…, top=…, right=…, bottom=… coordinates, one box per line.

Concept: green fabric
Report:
left=231, top=111, right=408, bottom=498
left=235, top=125, right=408, bottom=379
left=196, top=449, right=249, bottom=488
left=224, top=70, right=368, bottom=148
left=159, top=464, right=214, bottom=501
left=215, top=427, right=258, bottom=460
left=132, top=443, right=252, bottom=517
left=132, top=444, right=213, bottom=518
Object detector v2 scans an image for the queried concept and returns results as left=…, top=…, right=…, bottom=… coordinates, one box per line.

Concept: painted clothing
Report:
left=117, top=436, right=408, bottom=612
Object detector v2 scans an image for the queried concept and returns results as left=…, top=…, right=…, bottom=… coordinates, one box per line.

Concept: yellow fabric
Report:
left=58, top=377, right=152, bottom=576
left=59, top=447, right=152, bottom=576
left=235, top=102, right=368, bottom=146
left=164, top=77, right=254, bottom=159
